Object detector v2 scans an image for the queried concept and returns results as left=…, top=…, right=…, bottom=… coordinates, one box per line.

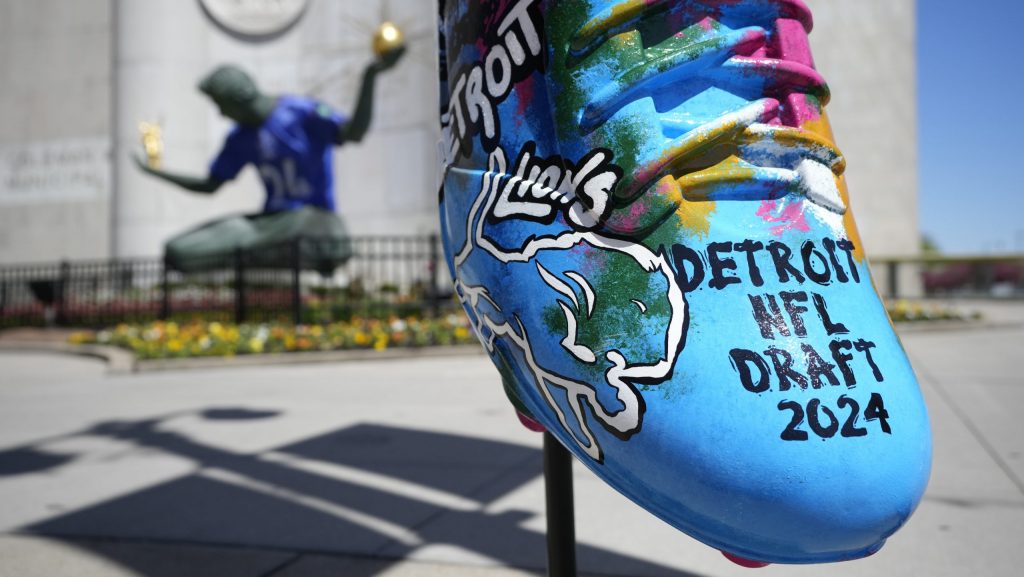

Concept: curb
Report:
left=133, top=344, right=485, bottom=373
left=893, top=319, right=1024, bottom=334
left=0, top=341, right=484, bottom=374
left=4, top=320, right=1019, bottom=374
left=0, top=341, right=136, bottom=374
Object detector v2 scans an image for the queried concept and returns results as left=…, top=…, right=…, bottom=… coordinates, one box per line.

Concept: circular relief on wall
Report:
left=199, top=0, right=310, bottom=41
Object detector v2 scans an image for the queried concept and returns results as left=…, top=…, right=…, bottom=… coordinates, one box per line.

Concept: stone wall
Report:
left=0, top=0, right=113, bottom=264
left=806, top=0, right=920, bottom=279
left=0, top=0, right=918, bottom=272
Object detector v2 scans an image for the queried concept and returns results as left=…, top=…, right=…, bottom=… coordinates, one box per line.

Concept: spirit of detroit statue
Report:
left=135, top=48, right=404, bottom=271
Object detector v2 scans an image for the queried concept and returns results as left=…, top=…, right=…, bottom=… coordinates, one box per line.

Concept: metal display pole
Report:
left=544, top=432, right=577, bottom=577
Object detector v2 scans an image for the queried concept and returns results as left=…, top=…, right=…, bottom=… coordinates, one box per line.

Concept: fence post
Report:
left=160, top=256, right=171, bottom=321
left=544, top=432, right=578, bottom=577
left=887, top=261, right=899, bottom=300
left=235, top=248, right=247, bottom=324
left=975, top=260, right=995, bottom=295
left=56, top=260, right=70, bottom=326
left=428, top=233, right=441, bottom=318
left=292, top=237, right=303, bottom=326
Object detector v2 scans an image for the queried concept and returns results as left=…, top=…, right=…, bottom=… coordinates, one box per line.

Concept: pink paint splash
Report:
left=721, top=550, right=771, bottom=568
left=611, top=193, right=654, bottom=233
left=714, top=1, right=824, bottom=128
left=517, top=411, right=546, bottom=433
left=515, top=75, right=536, bottom=120
left=714, top=0, right=813, bottom=32
left=784, top=93, right=822, bottom=126
left=770, top=16, right=814, bottom=67
left=756, top=199, right=810, bottom=236
left=481, top=0, right=517, bottom=36
left=770, top=10, right=822, bottom=127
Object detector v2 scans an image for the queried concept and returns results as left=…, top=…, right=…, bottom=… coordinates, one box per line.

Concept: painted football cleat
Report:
left=437, top=0, right=931, bottom=564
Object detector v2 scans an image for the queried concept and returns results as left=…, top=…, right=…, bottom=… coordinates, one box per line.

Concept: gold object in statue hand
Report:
left=372, top=21, right=405, bottom=57
left=138, top=121, right=163, bottom=169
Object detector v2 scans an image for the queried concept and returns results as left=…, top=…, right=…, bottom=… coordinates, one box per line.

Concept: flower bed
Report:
left=886, top=300, right=979, bottom=323
left=69, top=315, right=475, bottom=360
left=67, top=300, right=976, bottom=360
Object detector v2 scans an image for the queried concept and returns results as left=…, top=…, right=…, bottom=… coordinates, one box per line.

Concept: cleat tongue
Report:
left=721, top=551, right=770, bottom=568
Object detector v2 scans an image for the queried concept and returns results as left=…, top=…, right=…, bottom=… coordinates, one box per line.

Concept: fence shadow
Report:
left=7, top=409, right=703, bottom=577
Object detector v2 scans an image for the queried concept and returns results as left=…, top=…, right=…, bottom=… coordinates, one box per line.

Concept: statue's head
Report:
left=198, top=65, right=268, bottom=126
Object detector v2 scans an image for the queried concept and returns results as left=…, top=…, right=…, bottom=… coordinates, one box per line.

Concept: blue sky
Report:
left=918, top=0, right=1024, bottom=253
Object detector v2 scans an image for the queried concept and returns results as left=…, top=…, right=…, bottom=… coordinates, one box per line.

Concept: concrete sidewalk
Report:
left=0, top=323, right=1022, bottom=576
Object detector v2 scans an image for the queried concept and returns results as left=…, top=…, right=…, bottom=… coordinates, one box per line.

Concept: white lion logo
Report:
left=448, top=146, right=688, bottom=461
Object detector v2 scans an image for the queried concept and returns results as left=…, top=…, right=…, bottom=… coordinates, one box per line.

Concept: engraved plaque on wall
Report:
left=199, top=0, right=309, bottom=41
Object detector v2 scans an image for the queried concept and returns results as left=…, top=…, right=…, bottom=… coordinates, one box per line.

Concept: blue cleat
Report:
left=437, top=0, right=931, bottom=564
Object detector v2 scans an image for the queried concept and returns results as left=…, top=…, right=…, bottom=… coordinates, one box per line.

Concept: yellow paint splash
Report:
left=659, top=175, right=717, bottom=238
left=801, top=111, right=865, bottom=262
left=575, top=0, right=652, bottom=50
left=800, top=110, right=833, bottom=142
left=837, top=176, right=865, bottom=262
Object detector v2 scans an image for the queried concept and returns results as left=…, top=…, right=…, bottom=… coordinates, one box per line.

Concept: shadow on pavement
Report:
left=3, top=408, right=703, bottom=577
left=0, top=447, right=75, bottom=476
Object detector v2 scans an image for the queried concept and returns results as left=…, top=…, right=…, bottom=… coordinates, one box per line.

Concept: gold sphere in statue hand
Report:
left=138, top=121, right=163, bottom=169
left=372, top=21, right=405, bottom=57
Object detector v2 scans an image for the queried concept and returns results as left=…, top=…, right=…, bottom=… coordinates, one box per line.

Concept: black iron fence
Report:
left=0, top=236, right=455, bottom=329
left=872, top=254, right=1024, bottom=300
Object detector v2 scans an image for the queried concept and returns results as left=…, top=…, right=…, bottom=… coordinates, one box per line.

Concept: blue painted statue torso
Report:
left=210, top=95, right=346, bottom=213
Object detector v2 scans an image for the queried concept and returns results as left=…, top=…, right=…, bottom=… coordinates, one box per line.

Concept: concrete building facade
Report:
left=0, top=0, right=114, bottom=263
left=0, top=0, right=918, bottom=274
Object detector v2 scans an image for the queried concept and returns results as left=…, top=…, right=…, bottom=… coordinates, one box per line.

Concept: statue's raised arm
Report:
left=134, top=33, right=404, bottom=273
left=339, top=46, right=406, bottom=144
left=133, top=65, right=273, bottom=195
left=134, top=46, right=406, bottom=200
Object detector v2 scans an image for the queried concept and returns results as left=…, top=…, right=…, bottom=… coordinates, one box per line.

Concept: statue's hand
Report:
left=132, top=153, right=154, bottom=173
left=372, top=45, right=406, bottom=73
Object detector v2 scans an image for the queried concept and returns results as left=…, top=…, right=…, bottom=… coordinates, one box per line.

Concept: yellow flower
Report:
left=454, top=326, right=470, bottom=340
left=67, top=332, right=90, bottom=344
left=167, top=339, right=184, bottom=353
left=373, top=335, right=388, bottom=351
left=248, top=337, right=264, bottom=353
left=353, top=331, right=369, bottom=346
